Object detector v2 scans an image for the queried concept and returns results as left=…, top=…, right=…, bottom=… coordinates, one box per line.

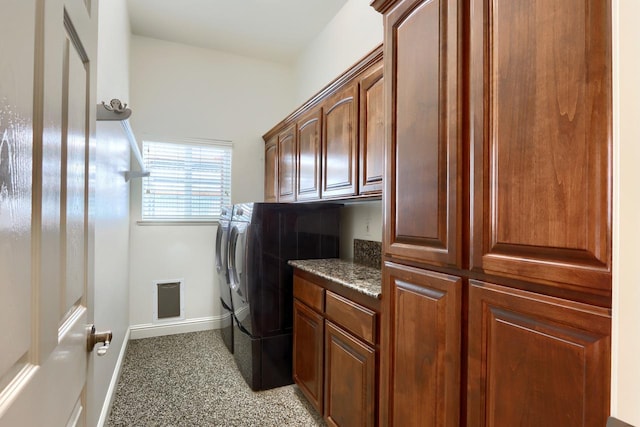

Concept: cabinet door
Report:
left=293, top=300, right=324, bottom=413
left=324, top=321, right=375, bottom=427
left=383, top=0, right=462, bottom=268
left=264, top=136, right=278, bottom=202
left=297, top=108, right=322, bottom=201
left=467, top=280, right=611, bottom=426
left=469, top=0, right=612, bottom=295
left=359, top=61, right=384, bottom=195
left=381, top=262, right=461, bottom=426
left=278, top=124, right=296, bottom=202
left=322, top=83, right=358, bottom=199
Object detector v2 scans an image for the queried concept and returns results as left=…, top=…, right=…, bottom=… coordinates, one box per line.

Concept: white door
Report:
left=0, top=0, right=99, bottom=425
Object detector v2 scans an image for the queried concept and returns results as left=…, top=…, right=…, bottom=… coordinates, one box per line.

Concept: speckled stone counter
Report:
left=289, top=258, right=382, bottom=299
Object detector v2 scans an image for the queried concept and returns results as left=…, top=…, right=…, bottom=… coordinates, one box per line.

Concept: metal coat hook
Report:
left=102, top=98, right=128, bottom=114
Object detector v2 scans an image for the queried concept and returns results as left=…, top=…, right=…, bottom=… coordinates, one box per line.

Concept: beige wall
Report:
left=611, top=0, right=640, bottom=424
left=89, top=0, right=132, bottom=425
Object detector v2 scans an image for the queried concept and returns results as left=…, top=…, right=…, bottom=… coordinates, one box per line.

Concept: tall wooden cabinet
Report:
left=382, top=0, right=462, bottom=269
left=382, top=263, right=462, bottom=426
left=372, top=0, right=613, bottom=425
left=467, top=281, right=611, bottom=427
left=469, top=0, right=612, bottom=296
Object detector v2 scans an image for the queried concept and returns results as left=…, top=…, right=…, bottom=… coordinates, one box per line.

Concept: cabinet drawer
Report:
left=294, top=275, right=325, bottom=313
left=325, top=291, right=376, bottom=345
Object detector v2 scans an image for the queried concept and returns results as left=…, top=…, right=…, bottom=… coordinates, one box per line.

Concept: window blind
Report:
left=141, top=140, right=232, bottom=221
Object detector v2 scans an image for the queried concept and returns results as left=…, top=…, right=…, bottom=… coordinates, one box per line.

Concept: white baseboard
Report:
left=96, top=327, right=130, bottom=427
left=129, top=315, right=227, bottom=340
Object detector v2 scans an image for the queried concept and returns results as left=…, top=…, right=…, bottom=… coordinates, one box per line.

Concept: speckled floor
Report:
left=106, top=330, right=325, bottom=427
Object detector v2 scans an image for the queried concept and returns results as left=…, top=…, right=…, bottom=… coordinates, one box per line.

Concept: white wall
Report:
left=291, top=0, right=384, bottom=254
left=88, top=0, right=132, bottom=426
left=611, top=0, right=640, bottom=424
left=128, top=36, right=294, bottom=336
left=293, top=0, right=383, bottom=105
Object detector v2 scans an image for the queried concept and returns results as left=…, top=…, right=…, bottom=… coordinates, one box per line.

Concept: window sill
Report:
left=136, top=220, right=219, bottom=226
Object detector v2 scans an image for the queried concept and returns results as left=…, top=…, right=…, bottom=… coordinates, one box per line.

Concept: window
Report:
left=141, top=139, right=232, bottom=222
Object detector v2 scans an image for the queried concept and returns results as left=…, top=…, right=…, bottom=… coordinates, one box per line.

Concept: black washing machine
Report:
left=227, top=202, right=340, bottom=391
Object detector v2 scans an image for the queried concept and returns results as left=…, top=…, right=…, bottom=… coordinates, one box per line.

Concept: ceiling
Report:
left=127, top=0, right=349, bottom=64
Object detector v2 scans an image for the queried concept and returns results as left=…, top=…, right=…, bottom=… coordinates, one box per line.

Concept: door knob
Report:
left=87, top=324, right=113, bottom=356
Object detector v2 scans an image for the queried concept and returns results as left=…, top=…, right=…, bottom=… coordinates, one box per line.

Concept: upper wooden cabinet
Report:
left=359, top=63, right=384, bottom=195
left=322, top=83, right=359, bottom=199
left=296, top=108, right=322, bottom=201
left=264, top=136, right=278, bottom=202
left=382, top=0, right=462, bottom=268
left=277, top=124, right=297, bottom=202
left=469, top=0, right=612, bottom=295
left=263, top=47, right=383, bottom=202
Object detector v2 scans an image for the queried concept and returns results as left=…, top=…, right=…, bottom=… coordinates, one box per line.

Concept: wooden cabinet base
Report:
left=293, top=301, right=324, bottom=413
left=293, top=271, right=379, bottom=426
left=324, top=321, right=376, bottom=427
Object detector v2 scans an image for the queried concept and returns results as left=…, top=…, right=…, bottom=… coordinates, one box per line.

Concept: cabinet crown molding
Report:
left=370, top=0, right=397, bottom=13
left=262, top=44, right=382, bottom=142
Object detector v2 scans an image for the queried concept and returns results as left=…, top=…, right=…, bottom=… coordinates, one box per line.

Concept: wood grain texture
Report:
left=381, top=262, right=462, bottom=426
left=296, top=108, right=322, bottom=201
left=467, top=280, right=611, bottom=427
left=469, top=0, right=612, bottom=294
left=325, top=291, right=376, bottom=345
left=262, top=46, right=382, bottom=143
left=359, top=61, right=384, bottom=195
left=293, top=275, right=325, bottom=313
left=384, top=0, right=462, bottom=268
left=292, top=269, right=380, bottom=423
left=277, top=123, right=296, bottom=202
left=264, top=136, right=278, bottom=202
left=322, top=83, right=359, bottom=199
left=371, top=0, right=399, bottom=14
left=263, top=46, right=383, bottom=204
left=293, top=300, right=324, bottom=414
left=293, top=268, right=381, bottom=313
left=324, top=321, right=376, bottom=427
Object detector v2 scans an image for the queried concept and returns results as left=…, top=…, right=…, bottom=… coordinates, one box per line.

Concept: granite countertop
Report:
left=289, top=258, right=382, bottom=299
